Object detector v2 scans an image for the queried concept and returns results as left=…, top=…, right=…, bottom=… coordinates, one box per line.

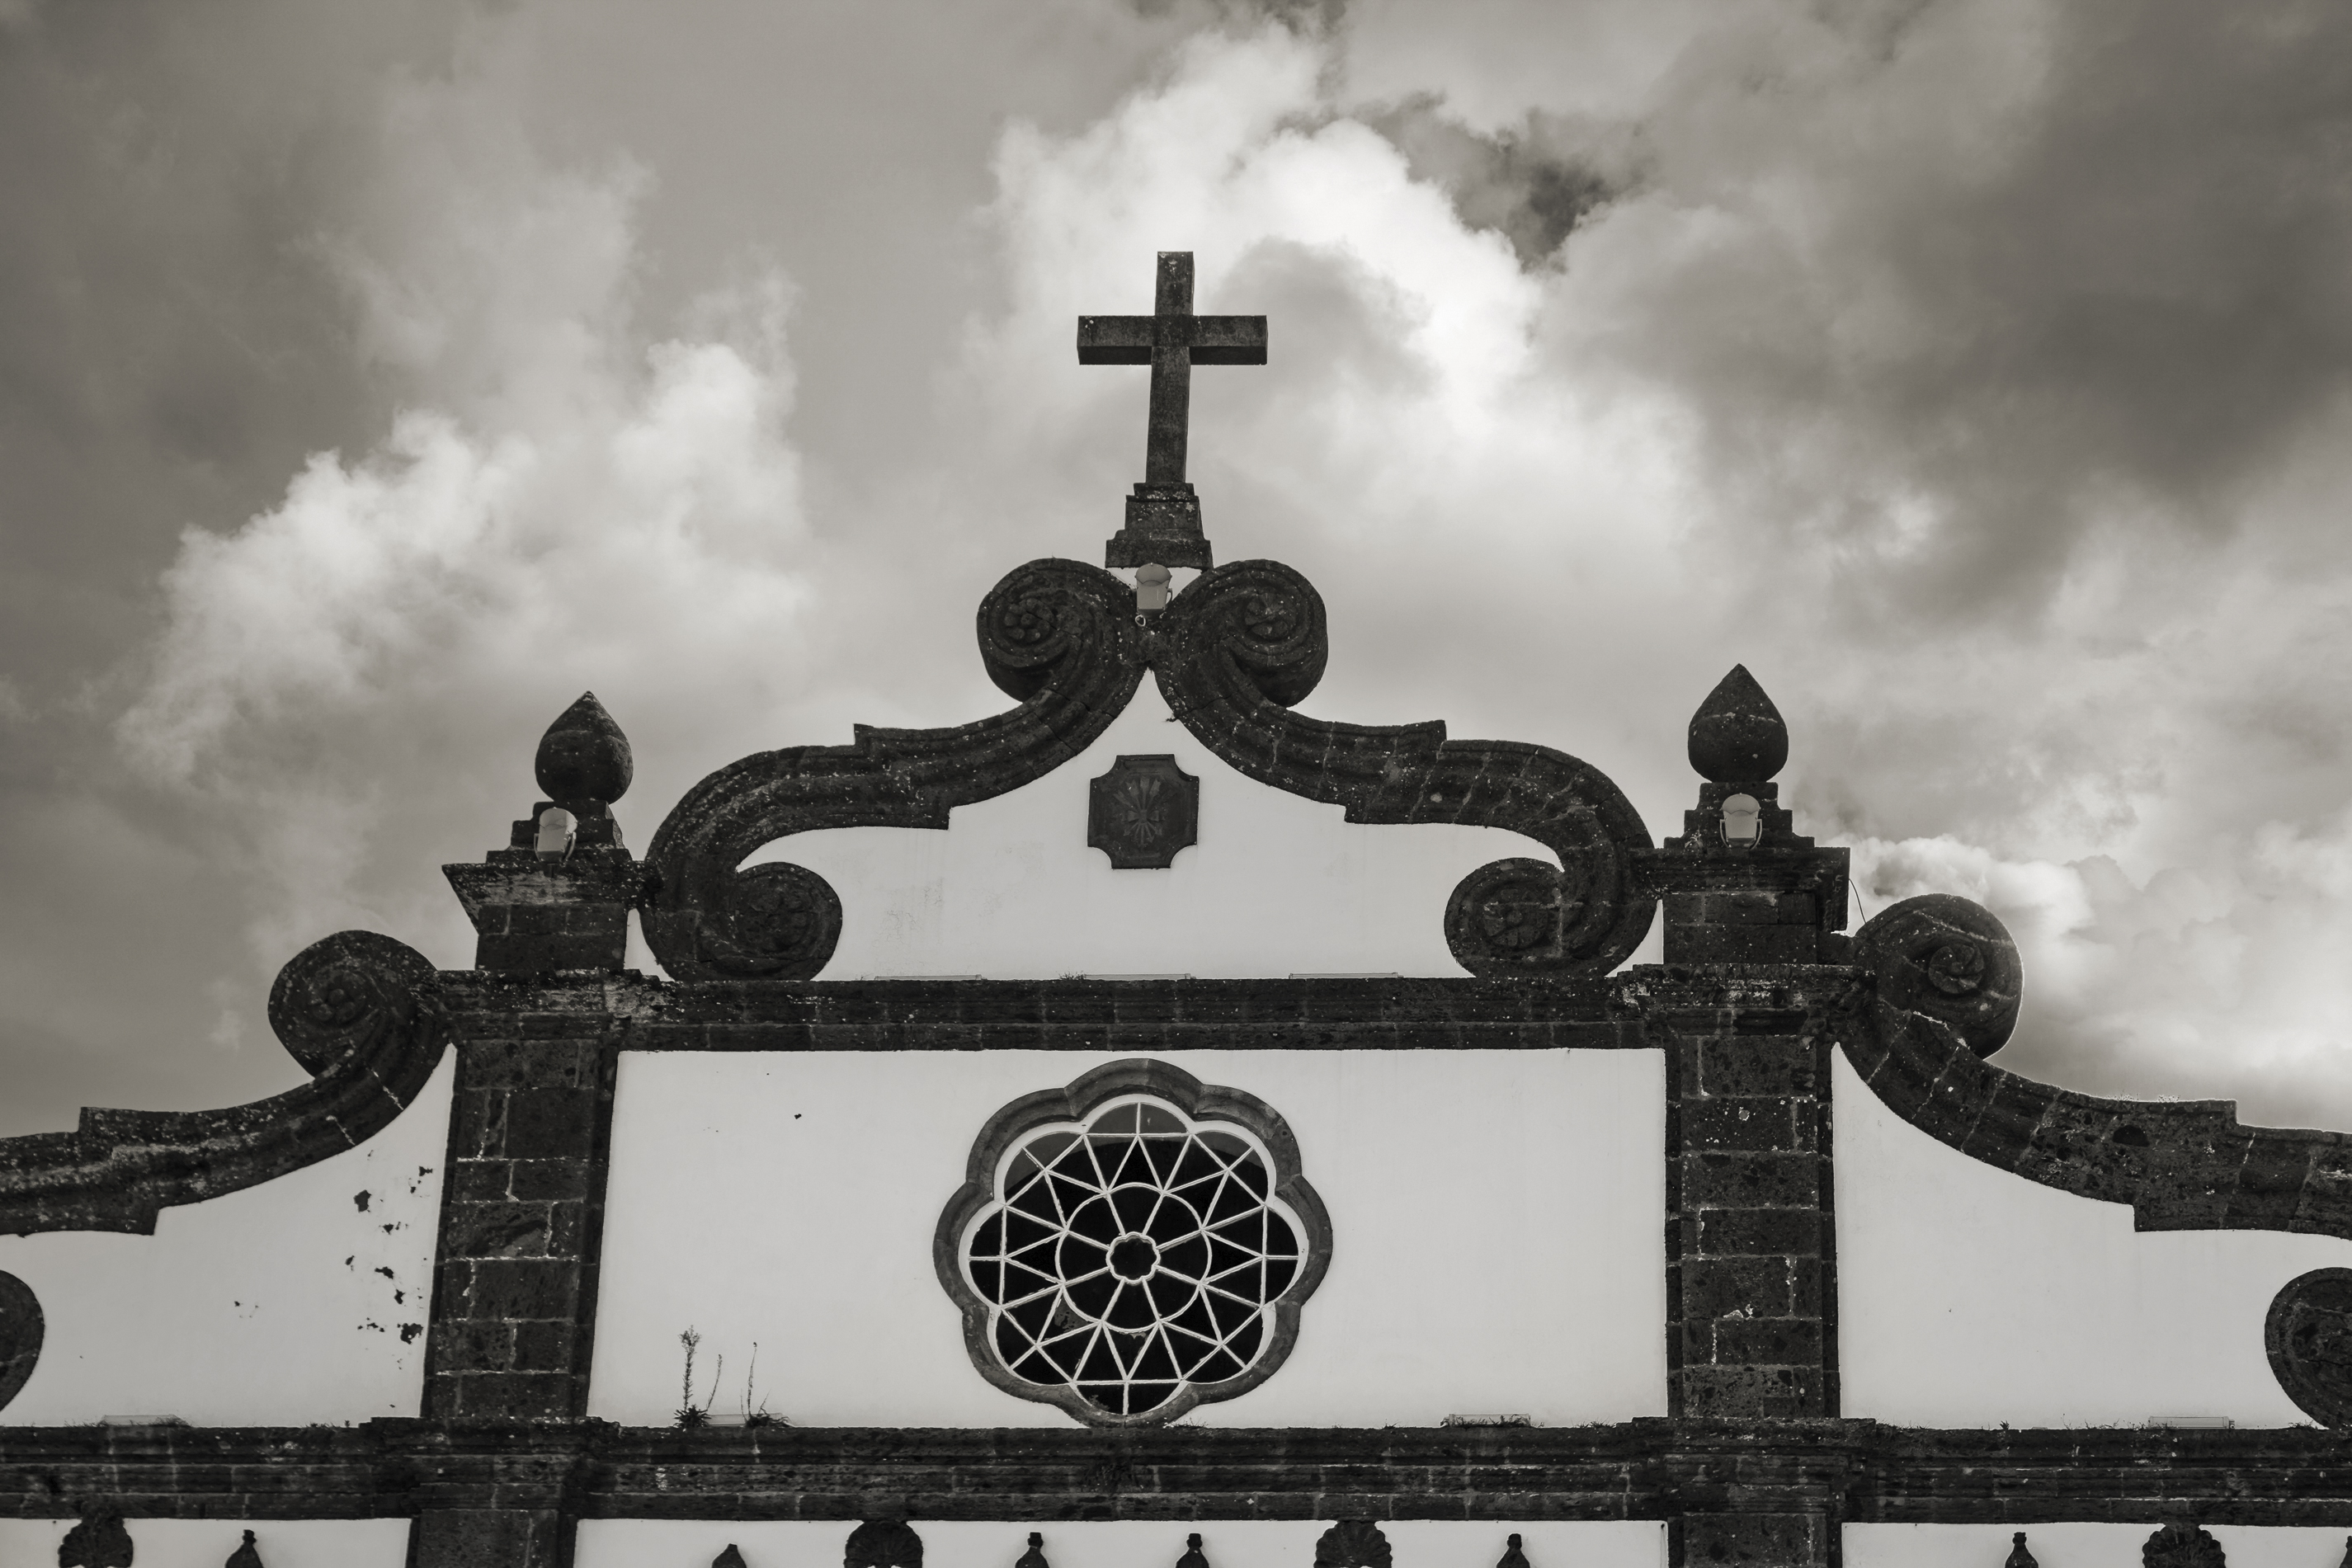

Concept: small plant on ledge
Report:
left=741, top=1340, right=783, bottom=1429
left=676, top=1327, right=786, bottom=1429
left=676, top=1326, right=716, bottom=1429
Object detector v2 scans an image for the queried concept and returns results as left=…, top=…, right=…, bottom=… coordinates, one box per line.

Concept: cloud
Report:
left=1859, top=821, right=2352, bottom=1128
left=115, top=63, right=814, bottom=964
left=953, top=7, right=2352, bottom=1128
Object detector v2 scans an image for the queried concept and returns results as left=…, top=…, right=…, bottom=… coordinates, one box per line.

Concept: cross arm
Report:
left=1187, top=315, right=1267, bottom=365
left=1076, top=315, right=1268, bottom=365
left=1077, top=317, right=1154, bottom=365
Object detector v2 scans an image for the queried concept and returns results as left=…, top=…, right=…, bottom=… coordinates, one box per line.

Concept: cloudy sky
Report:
left=4, top=0, right=2352, bottom=1135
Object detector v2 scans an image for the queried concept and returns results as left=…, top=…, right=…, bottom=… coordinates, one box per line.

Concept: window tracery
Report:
left=937, top=1060, right=1329, bottom=1425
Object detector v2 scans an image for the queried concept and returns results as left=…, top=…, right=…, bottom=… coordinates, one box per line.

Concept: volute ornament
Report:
left=1851, top=892, right=2022, bottom=1057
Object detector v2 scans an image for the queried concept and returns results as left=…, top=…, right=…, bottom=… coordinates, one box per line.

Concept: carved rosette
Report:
left=267, top=929, right=441, bottom=1075
left=0, top=1269, right=41, bottom=1413
left=2265, top=1268, right=2352, bottom=1427
left=1851, top=892, right=2022, bottom=1057
left=935, top=1058, right=1330, bottom=1427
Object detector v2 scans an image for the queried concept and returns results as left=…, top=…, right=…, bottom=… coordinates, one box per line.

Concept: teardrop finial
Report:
left=714, top=1547, right=749, bottom=1568
left=1687, top=664, right=1788, bottom=783
left=228, top=1528, right=266, bottom=1568
left=2006, top=1533, right=2038, bottom=1568
left=1016, top=1533, right=1049, bottom=1568
left=1177, top=1533, right=1210, bottom=1568
left=1497, top=1533, right=1530, bottom=1568
left=535, top=691, right=633, bottom=807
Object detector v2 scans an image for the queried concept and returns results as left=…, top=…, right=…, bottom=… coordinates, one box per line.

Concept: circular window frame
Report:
left=933, top=1057, right=1332, bottom=1427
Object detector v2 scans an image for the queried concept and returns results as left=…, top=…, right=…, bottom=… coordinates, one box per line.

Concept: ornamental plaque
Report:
left=1087, top=754, right=1199, bottom=869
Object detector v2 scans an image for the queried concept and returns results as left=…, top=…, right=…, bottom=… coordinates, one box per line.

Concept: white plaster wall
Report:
left=0, top=1519, right=409, bottom=1567
left=1835, top=1051, right=2352, bottom=1427
left=760, top=682, right=1595, bottom=980
left=589, top=1049, right=1665, bottom=1427
left=577, top=1519, right=1666, bottom=1568
left=1846, top=1524, right=2351, bottom=1568
left=0, top=1052, right=452, bottom=1426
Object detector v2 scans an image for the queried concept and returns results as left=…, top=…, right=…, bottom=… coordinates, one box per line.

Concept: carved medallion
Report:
left=1088, top=755, right=1200, bottom=869
left=2266, top=1267, right=2352, bottom=1426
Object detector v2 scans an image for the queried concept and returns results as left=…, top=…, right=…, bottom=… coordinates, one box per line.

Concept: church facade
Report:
left=5, top=255, right=2352, bottom=1568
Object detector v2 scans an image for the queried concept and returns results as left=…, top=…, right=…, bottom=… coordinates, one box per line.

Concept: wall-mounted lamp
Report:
left=535, top=806, right=577, bottom=861
left=1722, top=793, right=1761, bottom=847
left=1135, top=562, right=1171, bottom=619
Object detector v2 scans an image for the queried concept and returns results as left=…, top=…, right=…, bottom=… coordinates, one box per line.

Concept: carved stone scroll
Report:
left=643, top=554, right=1653, bottom=981
left=0, top=930, right=446, bottom=1236
left=1837, top=895, right=2352, bottom=1240
left=1154, top=559, right=1654, bottom=977
left=641, top=559, right=1145, bottom=981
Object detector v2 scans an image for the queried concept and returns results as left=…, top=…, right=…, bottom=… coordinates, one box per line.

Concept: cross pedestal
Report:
left=1078, top=252, right=1266, bottom=569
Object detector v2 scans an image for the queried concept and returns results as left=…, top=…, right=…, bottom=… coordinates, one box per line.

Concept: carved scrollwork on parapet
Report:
left=268, top=927, right=441, bottom=1075
left=1153, top=559, right=1653, bottom=977
left=2265, top=1268, right=2352, bottom=1427
left=0, top=930, right=446, bottom=1236
left=1851, top=892, right=2022, bottom=1058
left=643, top=558, right=1144, bottom=982
left=1838, top=893, right=2352, bottom=1242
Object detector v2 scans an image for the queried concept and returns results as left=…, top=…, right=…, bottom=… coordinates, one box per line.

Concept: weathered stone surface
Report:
left=1850, top=894, right=2021, bottom=1057
left=422, top=1016, right=618, bottom=1424
left=8, top=1420, right=2352, bottom=1526
left=1686, top=666, right=1789, bottom=784
left=1836, top=925, right=2352, bottom=1241
left=0, top=931, right=446, bottom=1236
left=535, top=691, right=633, bottom=810
left=643, top=554, right=1658, bottom=986
left=0, top=1269, right=41, bottom=1413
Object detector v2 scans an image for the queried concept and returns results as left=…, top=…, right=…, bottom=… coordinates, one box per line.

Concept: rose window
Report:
left=938, top=1061, right=1329, bottom=1425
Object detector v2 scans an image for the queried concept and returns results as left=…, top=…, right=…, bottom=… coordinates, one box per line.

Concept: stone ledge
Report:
left=8, top=1421, right=2352, bottom=1523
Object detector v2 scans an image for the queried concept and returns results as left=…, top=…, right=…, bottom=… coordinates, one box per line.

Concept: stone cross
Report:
left=1078, top=252, right=1266, bottom=570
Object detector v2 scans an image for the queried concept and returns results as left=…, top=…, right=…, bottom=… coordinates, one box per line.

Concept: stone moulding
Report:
left=641, top=555, right=1655, bottom=984
left=0, top=930, right=448, bottom=1236
left=1837, top=895, right=2352, bottom=1241
left=6, top=1418, right=2352, bottom=1525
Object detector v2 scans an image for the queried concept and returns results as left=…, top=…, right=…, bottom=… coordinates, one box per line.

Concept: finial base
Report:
left=1105, top=483, right=1213, bottom=570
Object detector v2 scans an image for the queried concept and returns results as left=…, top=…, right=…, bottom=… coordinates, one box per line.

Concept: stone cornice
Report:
left=7, top=1420, right=2352, bottom=1526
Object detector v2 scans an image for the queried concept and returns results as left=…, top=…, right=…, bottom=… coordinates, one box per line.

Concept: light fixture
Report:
left=1722, top=793, right=1761, bottom=847
left=1135, top=562, right=1171, bottom=618
left=535, top=806, right=577, bottom=861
